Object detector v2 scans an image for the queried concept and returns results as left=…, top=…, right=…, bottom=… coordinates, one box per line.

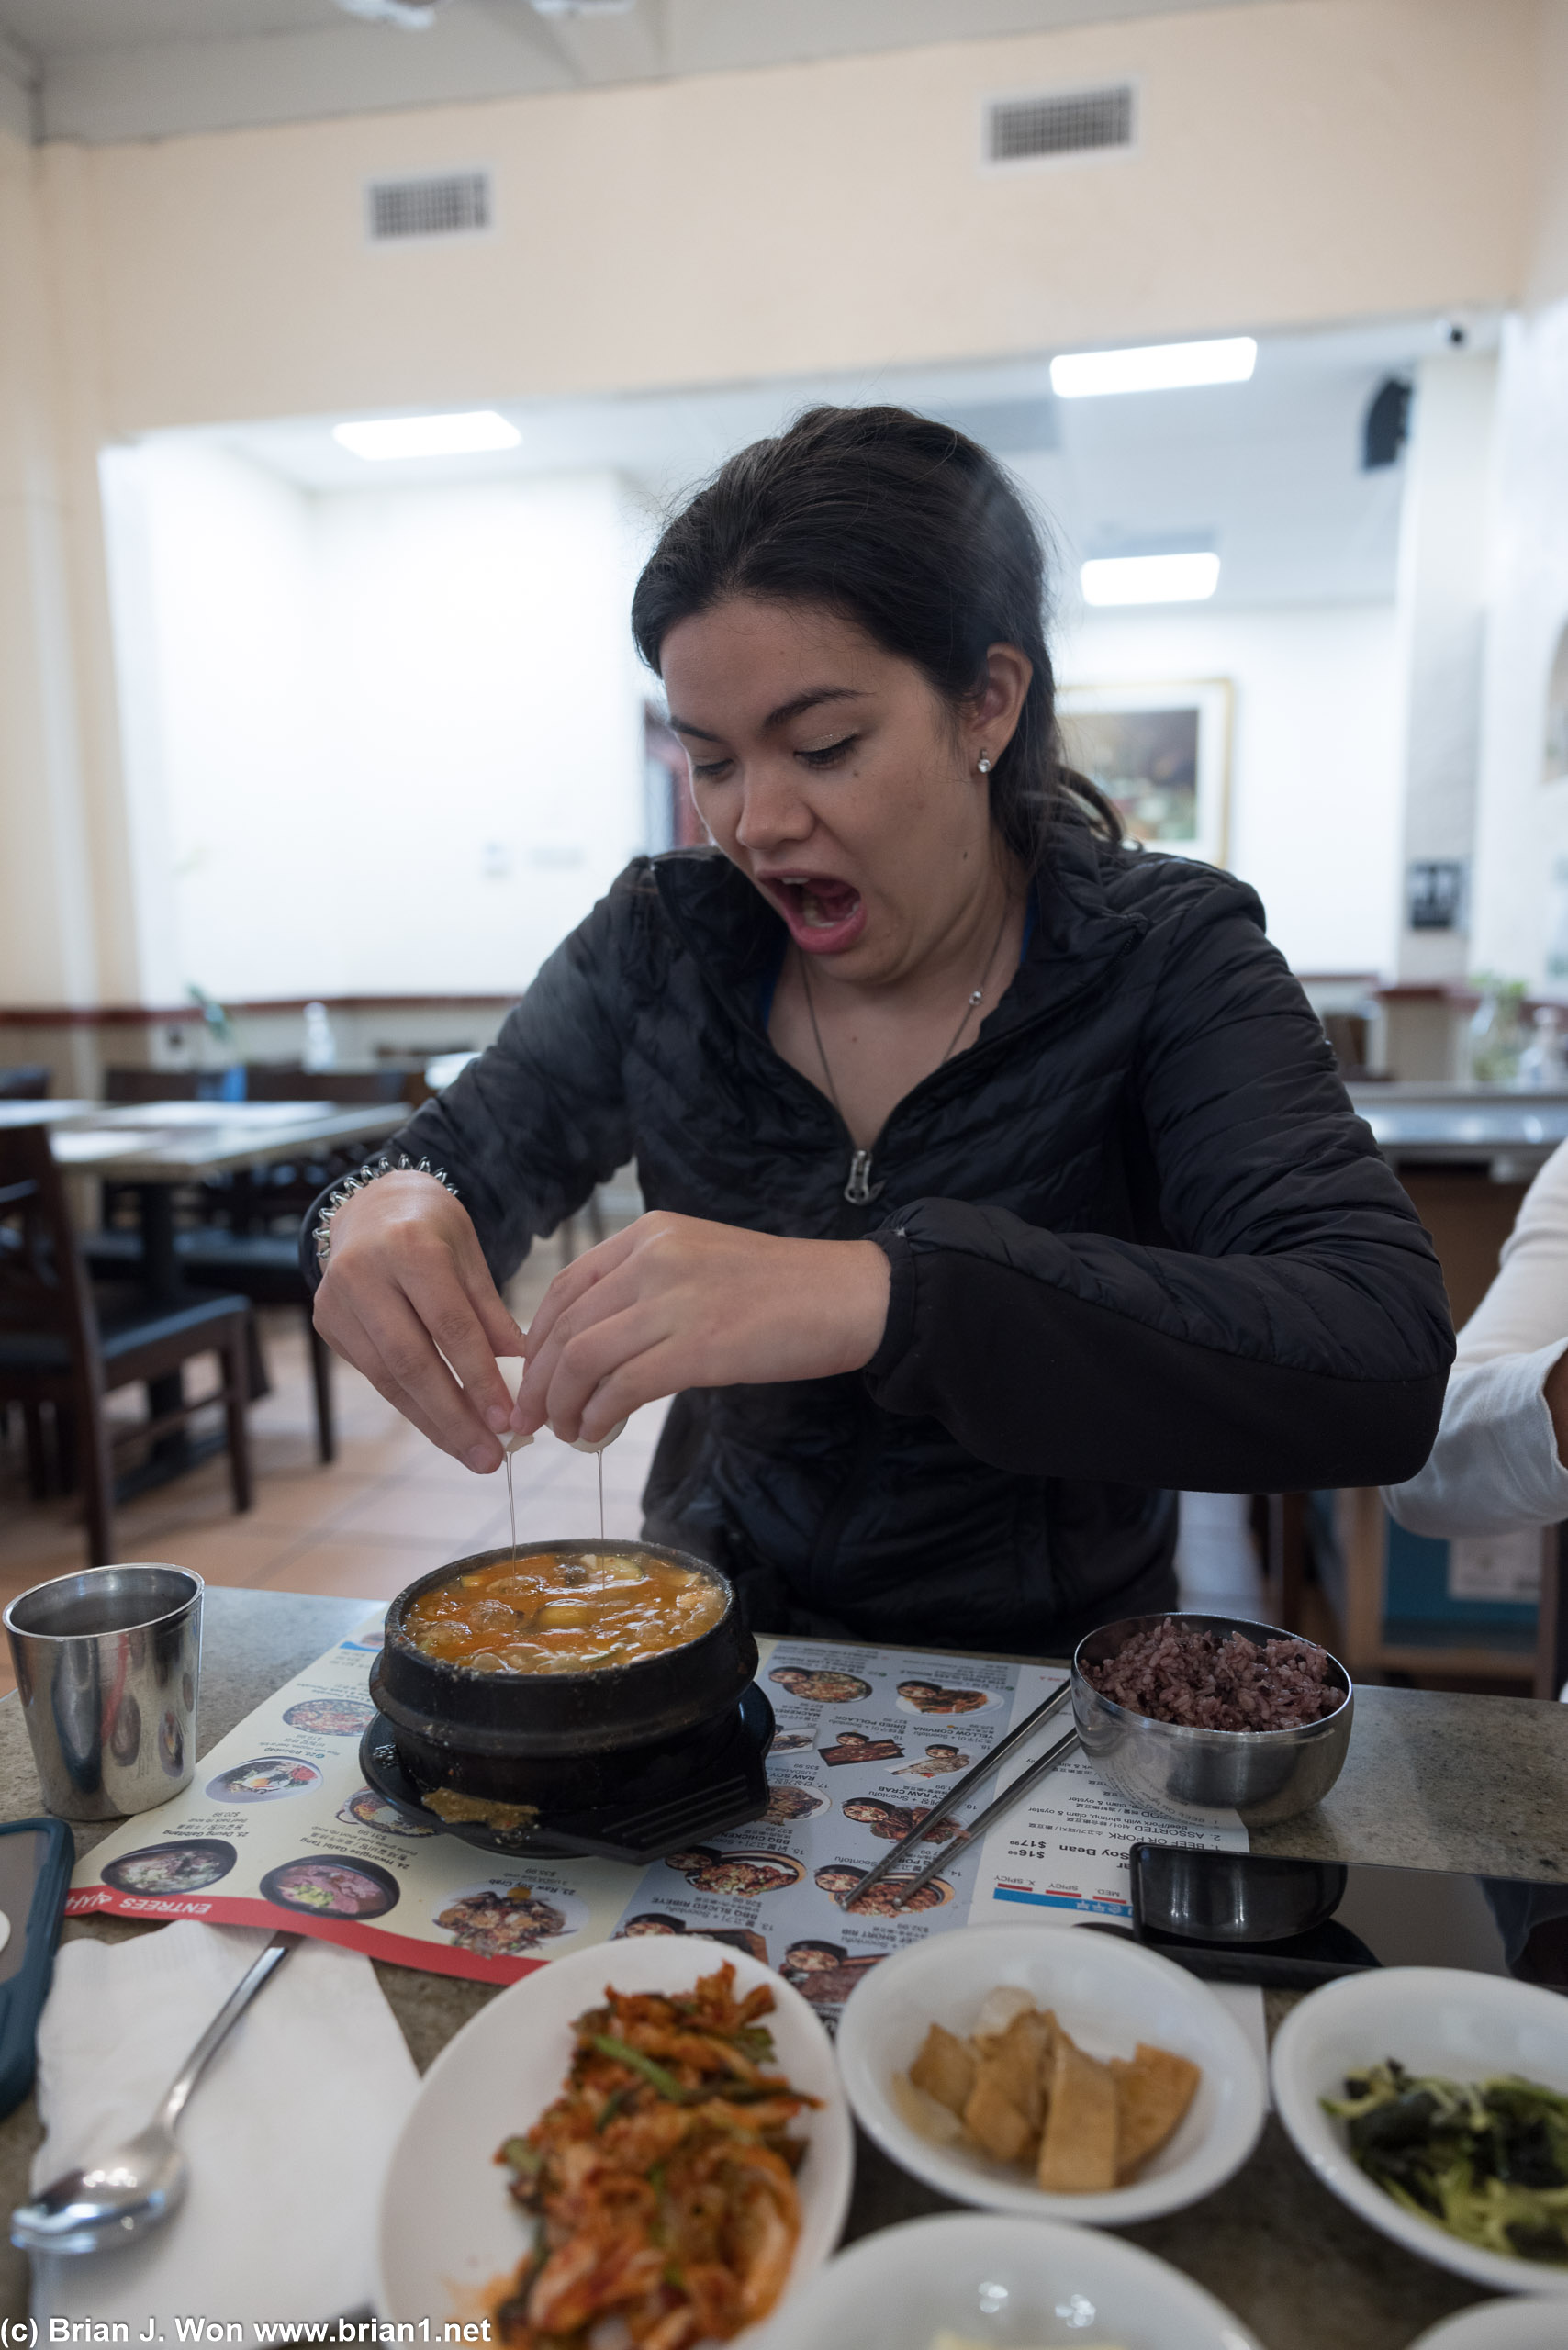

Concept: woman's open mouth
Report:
left=762, top=873, right=868, bottom=956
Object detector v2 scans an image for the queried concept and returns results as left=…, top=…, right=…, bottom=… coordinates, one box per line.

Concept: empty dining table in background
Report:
left=42, top=1101, right=405, bottom=1302
left=30, top=1101, right=407, bottom=1493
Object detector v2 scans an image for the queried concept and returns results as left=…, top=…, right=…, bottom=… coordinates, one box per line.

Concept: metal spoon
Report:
left=10, top=1930, right=297, bottom=2256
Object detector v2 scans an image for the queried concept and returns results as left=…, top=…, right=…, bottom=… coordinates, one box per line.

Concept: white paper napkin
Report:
left=29, top=1921, right=420, bottom=2328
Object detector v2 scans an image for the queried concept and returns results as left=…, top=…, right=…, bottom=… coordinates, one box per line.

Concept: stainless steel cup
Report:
left=3, top=1564, right=203, bottom=1820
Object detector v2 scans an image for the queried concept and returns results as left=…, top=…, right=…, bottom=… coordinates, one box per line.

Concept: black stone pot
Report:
left=368, top=1538, right=758, bottom=1814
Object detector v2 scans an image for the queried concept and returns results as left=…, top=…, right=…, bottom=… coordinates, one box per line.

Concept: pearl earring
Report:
left=977, top=754, right=992, bottom=775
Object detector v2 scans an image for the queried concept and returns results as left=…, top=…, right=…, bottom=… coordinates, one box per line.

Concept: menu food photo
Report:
left=68, top=1624, right=1253, bottom=2032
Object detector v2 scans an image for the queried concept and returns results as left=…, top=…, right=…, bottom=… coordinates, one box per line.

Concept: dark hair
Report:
left=631, top=403, right=1123, bottom=869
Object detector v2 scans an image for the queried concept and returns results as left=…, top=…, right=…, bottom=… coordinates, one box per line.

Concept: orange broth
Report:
left=402, top=1550, right=724, bottom=1675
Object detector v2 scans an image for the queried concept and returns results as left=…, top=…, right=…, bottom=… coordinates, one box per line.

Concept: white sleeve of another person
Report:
left=1383, top=1138, right=1568, bottom=1538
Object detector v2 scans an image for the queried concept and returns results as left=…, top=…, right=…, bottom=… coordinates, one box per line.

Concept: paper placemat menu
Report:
left=67, top=1624, right=1247, bottom=2018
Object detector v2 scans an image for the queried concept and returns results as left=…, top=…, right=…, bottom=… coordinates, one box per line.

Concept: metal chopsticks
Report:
left=844, top=1679, right=1072, bottom=1911
left=877, top=1726, right=1082, bottom=1909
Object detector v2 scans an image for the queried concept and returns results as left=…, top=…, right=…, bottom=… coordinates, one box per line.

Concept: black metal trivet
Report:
left=357, top=1683, right=775, bottom=1863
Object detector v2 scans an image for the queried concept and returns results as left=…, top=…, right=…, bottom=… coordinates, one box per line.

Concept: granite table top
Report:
left=1, top=1583, right=1564, bottom=2345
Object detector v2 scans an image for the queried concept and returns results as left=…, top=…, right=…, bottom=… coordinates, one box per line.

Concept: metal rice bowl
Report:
left=1070, top=1610, right=1353, bottom=1828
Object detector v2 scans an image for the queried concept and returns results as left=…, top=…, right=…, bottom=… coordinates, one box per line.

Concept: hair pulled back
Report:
left=631, top=403, right=1121, bottom=870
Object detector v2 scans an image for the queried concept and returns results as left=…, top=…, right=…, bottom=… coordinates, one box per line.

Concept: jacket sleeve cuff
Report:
left=864, top=1218, right=917, bottom=1385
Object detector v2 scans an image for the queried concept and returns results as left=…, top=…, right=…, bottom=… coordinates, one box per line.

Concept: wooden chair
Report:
left=0, top=1125, right=253, bottom=1564
left=0, top=1067, right=50, bottom=1101
left=84, top=1226, right=337, bottom=1464
left=1249, top=1492, right=1309, bottom=1632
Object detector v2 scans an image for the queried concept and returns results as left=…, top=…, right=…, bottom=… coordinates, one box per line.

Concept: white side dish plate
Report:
left=751, top=2210, right=1264, bottom=2350
left=1271, top=1966, right=1568, bottom=2299
left=376, top=1934, right=854, bottom=2329
left=834, top=1921, right=1266, bottom=2223
left=1409, top=2301, right=1568, bottom=2349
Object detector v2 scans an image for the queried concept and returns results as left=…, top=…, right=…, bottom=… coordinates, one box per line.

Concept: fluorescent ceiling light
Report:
left=1050, top=338, right=1257, bottom=398
left=1081, top=553, right=1220, bottom=606
left=332, top=411, right=521, bottom=461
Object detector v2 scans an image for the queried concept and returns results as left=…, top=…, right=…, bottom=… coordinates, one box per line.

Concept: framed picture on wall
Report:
left=1056, top=678, right=1233, bottom=867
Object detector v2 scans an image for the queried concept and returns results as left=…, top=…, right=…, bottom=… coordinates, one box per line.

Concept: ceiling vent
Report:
left=986, top=84, right=1136, bottom=166
left=366, top=170, right=492, bottom=243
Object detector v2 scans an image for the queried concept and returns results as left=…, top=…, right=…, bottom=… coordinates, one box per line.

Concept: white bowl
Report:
left=752, top=2210, right=1263, bottom=2350
left=1409, top=2303, right=1568, bottom=2349
left=834, top=1922, right=1265, bottom=2224
left=1271, top=1966, right=1568, bottom=2298
left=376, top=1934, right=854, bottom=2328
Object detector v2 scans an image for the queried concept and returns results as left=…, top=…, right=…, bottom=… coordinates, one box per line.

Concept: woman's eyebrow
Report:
left=667, top=687, right=868, bottom=742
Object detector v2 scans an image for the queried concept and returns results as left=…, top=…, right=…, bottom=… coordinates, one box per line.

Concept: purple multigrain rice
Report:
left=1083, top=1620, right=1341, bottom=1731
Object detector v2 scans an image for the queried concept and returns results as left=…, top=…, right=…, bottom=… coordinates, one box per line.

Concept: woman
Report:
left=308, top=405, right=1452, bottom=1655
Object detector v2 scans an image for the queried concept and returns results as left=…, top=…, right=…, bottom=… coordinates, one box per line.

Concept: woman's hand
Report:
left=311, top=1171, right=526, bottom=1472
left=516, top=1213, right=891, bottom=1443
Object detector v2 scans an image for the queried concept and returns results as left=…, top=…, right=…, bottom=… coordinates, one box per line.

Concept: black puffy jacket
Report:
left=326, top=822, right=1454, bottom=1653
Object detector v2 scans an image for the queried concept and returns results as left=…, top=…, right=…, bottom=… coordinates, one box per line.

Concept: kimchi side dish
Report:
left=493, top=1963, right=815, bottom=2348
left=404, top=1550, right=725, bottom=1675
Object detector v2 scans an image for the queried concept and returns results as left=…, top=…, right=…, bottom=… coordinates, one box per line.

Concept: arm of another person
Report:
left=1383, top=1140, right=1568, bottom=1537
left=305, top=871, right=643, bottom=1467
left=862, top=881, right=1455, bottom=1492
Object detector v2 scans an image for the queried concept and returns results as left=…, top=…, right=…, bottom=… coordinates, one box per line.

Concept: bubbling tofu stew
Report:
left=403, top=1551, right=725, bottom=1674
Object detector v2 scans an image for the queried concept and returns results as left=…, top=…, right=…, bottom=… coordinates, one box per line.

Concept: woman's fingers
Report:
left=521, top=1222, right=642, bottom=1359
left=532, top=1295, right=675, bottom=1441
left=328, top=1286, right=501, bottom=1469
left=532, top=1310, right=687, bottom=1444
left=397, top=1248, right=521, bottom=1440
left=312, top=1173, right=520, bottom=1466
left=522, top=1214, right=892, bottom=1438
left=514, top=1255, right=652, bottom=1433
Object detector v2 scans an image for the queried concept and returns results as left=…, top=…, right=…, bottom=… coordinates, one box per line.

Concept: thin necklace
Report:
left=800, top=898, right=1013, bottom=1203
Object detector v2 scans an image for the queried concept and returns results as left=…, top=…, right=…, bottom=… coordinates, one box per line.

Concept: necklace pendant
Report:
left=844, top=1148, right=884, bottom=1207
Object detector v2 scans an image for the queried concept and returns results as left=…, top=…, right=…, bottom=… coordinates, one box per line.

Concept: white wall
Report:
left=1466, top=2, right=1568, bottom=992
left=309, top=472, right=647, bottom=998
left=103, top=442, right=648, bottom=1003
left=6, top=1, right=1552, bottom=1014
left=105, top=438, right=333, bottom=1007
left=39, top=3, right=1540, bottom=439
left=1057, top=602, right=1403, bottom=976
left=1390, top=349, right=1499, bottom=982
left=1471, top=300, right=1568, bottom=988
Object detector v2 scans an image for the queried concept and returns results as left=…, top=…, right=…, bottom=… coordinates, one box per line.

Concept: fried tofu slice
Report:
left=973, top=1984, right=1037, bottom=2038
left=963, top=2051, right=1036, bottom=2164
left=1036, top=2032, right=1118, bottom=2192
left=891, top=2068, right=967, bottom=2146
left=909, top=2023, right=977, bottom=2119
left=1111, top=2042, right=1201, bottom=2180
left=975, top=2005, right=1056, bottom=2137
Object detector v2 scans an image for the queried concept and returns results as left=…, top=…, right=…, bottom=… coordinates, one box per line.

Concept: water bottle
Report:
left=302, top=1001, right=336, bottom=1073
left=1517, top=1005, right=1568, bottom=1090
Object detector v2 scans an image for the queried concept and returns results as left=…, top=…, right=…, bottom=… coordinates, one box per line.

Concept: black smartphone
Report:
left=0, top=1818, right=74, bottom=2118
left=1126, top=1842, right=1568, bottom=1992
